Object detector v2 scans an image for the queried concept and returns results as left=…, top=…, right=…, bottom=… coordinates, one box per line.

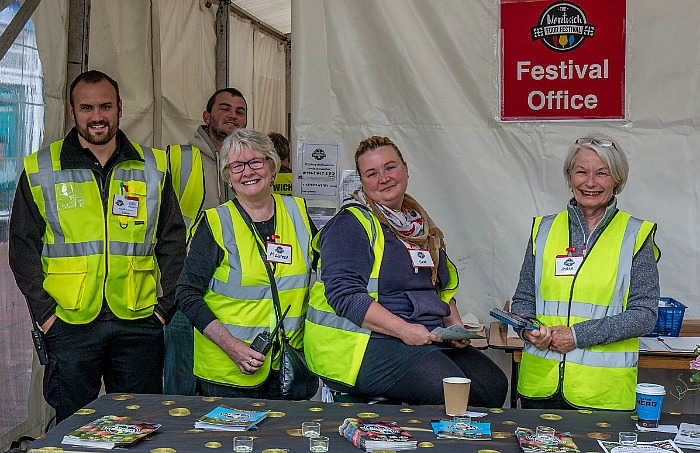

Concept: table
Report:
left=28, top=393, right=700, bottom=453
left=488, top=321, right=700, bottom=408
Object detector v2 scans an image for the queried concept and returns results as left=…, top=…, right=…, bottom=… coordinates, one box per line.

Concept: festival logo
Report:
left=312, top=148, right=326, bottom=160
left=531, top=2, right=595, bottom=52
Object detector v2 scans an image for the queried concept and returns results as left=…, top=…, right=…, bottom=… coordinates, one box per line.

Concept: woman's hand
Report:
left=549, top=325, right=575, bottom=354
left=523, top=324, right=552, bottom=351
left=448, top=339, right=471, bottom=348
left=398, top=322, right=443, bottom=346
left=203, top=320, right=266, bottom=375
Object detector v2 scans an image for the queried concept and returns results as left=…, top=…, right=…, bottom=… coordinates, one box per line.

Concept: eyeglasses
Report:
left=226, top=158, right=269, bottom=173
left=575, top=138, right=616, bottom=149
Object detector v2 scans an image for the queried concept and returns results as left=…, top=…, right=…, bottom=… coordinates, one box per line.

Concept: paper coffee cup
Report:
left=443, top=377, right=471, bottom=416
left=635, top=383, right=665, bottom=428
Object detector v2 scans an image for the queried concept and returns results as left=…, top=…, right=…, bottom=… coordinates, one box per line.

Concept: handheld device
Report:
left=489, top=307, right=539, bottom=330
left=250, top=305, right=291, bottom=355
left=24, top=296, right=49, bottom=365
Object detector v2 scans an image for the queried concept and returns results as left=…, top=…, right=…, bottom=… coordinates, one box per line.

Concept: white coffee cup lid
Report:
left=443, top=377, right=471, bottom=384
left=635, top=383, right=666, bottom=395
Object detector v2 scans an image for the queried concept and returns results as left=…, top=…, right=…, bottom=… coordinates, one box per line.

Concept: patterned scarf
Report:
left=352, top=189, right=445, bottom=284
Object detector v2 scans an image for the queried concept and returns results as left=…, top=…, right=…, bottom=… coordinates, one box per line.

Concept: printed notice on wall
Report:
left=297, top=139, right=339, bottom=199
left=499, top=0, right=626, bottom=121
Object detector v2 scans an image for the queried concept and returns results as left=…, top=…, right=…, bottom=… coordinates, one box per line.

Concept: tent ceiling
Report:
left=232, top=0, right=290, bottom=35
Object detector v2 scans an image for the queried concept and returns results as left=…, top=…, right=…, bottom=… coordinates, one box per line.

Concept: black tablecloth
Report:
left=28, top=393, right=700, bottom=452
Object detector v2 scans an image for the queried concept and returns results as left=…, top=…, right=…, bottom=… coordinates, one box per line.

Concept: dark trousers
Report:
left=200, top=371, right=284, bottom=400
left=163, top=310, right=196, bottom=396
left=43, top=314, right=164, bottom=423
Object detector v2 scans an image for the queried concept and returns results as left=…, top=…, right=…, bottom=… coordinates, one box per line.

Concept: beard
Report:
left=76, top=120, right=119, bottom=146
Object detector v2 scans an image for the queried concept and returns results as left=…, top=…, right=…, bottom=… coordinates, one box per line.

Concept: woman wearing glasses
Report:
left=176, top=128, right=317, bottom=398
left=511, top=134, right=660, bottom=410
left=304, top=136, right=508, bottom=407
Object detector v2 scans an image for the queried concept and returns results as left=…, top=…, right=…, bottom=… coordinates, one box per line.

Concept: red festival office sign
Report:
left=499, top=0, right=626, bottom=121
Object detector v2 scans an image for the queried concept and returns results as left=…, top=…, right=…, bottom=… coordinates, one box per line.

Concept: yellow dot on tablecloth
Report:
left=587, top=432, right=610, bottom=440
left=36, top=448, right=64, bottom=452
left=74, top=408, right=95, bottom=415
left=357, top=412, right=380, bottom=418
left=185, top=429, right=205, bottom=433
left=261, top=449, right=290, bottom=453
left=309, top=407, right=323, bottom=412
left=492, top=432, right=513, bottom=438
left=478, top=450, right=502, bottom=453
left=161, top=400, right=176, bottom=406
left=112, top=394, right=134, bottom=401
left=670, top=412, right=682, bottom=415
left=400, top=408, right=414, bottom=413
left=630, top=415, right=638, bottom=421
left=417, top=441, right=435, bottom=447
left=502, top=420, right=517, bottom=425
left=540, top=413, right=563, bottom=420
left=490, top=408, right=504, bottom=413
left=596, top=422, right=611, bottom=428
left=267, top=411, right=286, bottom=417
left=251, top=401, right=266, bottom=407
left=201, top=396, right=221, bottom=402
left=578, top=409, right=593, bottom=414
left=340, top=402, right=355, bottom=406
left=205, top=442, right=221, bottom=448
left=150, top=449, right=177, bottom=453
left=286, top=428, right=303, bottom=436
left=407, top=419, right=422, bottom=424
left=126, top=405, right=140, bottom=410
left=168, top=408, right=190, bottom=416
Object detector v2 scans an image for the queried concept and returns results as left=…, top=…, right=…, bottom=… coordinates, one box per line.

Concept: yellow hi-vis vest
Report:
left=24, top=139, right=168, bottom=324
left=195, top=195, right=314, bottom=387
left=304, top=205, right=459, bottom=386
left=167, top=144, right=205, bottom=242
left=273, top=172, right=293, bottom=195
left=517, top=210, right=659, bottom=410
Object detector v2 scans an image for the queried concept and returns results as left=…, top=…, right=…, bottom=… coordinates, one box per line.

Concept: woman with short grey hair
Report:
left=177, top=128, right=317, bottom=399
left=511, top=134, right=660, bottom=410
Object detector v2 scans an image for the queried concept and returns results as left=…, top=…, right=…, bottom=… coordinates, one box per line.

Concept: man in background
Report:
left=9, top=70, right=185, bottom=422
left=164, top=88, right=248, bottom=395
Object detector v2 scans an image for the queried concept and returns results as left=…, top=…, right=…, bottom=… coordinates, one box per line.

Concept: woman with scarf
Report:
left=304, top=136, right=508, bottom=407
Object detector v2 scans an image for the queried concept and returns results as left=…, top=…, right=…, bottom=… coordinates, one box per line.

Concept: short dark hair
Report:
left=268, top=132, right=290, bottom=160
left=206, top=88, right=247, bottom=113
left=69, top=70, right=120, bottom=107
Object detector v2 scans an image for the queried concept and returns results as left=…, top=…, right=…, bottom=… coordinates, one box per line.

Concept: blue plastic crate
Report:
left=644, top=297, right=686, bottom=337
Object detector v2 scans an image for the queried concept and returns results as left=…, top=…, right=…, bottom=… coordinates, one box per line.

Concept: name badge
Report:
left=555, top=254, right=584, bottom=276
left=266, top=242, right=292, bottom=264
left=112, top=194, right=139, bottom=217
left=408, top=249, right=434, bottom=268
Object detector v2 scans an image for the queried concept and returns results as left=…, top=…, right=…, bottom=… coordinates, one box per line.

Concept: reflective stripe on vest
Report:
left=194, top=195, right=313, bottom=387
left=304, top=206, right=378, bottom=386
left=25, top=140, right=166, bottom=324
left=519, top=210, right=656, bottom=410
left=167, top=144, right=205, bottom=242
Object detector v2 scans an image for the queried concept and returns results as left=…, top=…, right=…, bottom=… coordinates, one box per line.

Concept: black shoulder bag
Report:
left=233, top=199, right=319, bottom=400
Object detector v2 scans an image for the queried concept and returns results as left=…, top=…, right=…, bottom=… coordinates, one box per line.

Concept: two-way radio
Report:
left=250, top=305, right=291, bottom=355
left=24, top=296, right=49, bottom=365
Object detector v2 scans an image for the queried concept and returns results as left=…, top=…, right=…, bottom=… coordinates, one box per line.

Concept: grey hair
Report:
left=563, top=133, right=629, bottom=195
left=219, top=128, right=281, bottom=184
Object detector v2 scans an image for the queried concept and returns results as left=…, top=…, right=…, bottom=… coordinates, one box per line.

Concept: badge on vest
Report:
left=409, top=248, right=434, bottom=268
left=266, top=241, right=292, bottom=264
left=112, top=194, right=139, bottom=217
left=555, top=254, right=583, bottom=276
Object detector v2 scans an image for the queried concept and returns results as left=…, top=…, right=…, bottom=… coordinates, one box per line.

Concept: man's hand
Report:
left=41, top=314, right=57, bottom=333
